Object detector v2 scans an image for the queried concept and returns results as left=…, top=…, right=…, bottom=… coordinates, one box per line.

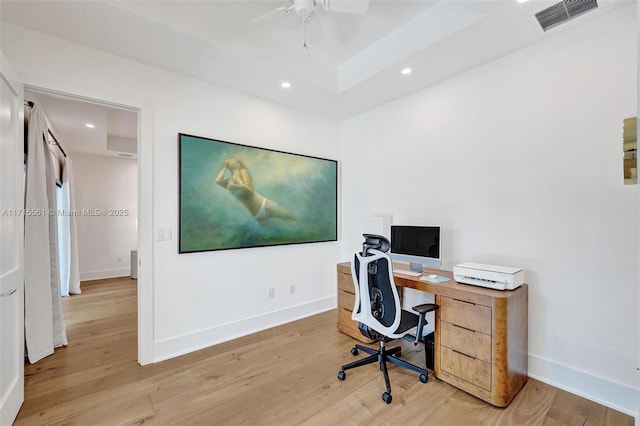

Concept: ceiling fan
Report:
left=252, top=0, right=370, bottom=49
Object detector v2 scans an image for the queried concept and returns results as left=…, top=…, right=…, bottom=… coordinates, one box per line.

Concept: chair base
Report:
left=337, top=341, right=429, bottom=404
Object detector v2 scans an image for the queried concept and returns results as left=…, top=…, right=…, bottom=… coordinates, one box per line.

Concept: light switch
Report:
left=157, top=227, right=172, bottom=241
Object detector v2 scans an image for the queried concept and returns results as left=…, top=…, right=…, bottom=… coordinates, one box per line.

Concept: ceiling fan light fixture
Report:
left=294, top=0, right=315, bottom=18
left=254, top=0, right=370, bottom=50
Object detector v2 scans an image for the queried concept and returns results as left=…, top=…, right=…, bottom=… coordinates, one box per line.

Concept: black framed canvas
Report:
left=178, top=133, right=338, bottom=253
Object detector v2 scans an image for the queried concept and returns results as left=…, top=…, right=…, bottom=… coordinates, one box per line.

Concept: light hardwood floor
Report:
left=15, top=277, right=633, bottom=425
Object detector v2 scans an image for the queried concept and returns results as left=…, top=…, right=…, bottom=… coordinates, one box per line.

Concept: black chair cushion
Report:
left=395, top=309, right=419, bottom=334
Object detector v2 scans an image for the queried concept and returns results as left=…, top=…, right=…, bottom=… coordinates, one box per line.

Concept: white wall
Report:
left=71, top=153, right=137, bottom=280
left=1, top=23, right=341, bottom=361
left=341, top=6, right=638, bottom=415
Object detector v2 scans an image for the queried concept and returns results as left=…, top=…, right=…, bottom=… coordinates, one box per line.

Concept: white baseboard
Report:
left=153, top=296, right=337, bottom=363
left=80, top=268, right=131, bottom=281
left=528, top=353, right=639, bottom=417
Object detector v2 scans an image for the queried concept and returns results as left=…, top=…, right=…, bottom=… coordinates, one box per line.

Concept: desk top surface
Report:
left=337, top=262, right=527, bottom=301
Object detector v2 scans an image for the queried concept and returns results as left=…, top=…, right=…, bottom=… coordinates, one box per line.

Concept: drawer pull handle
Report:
left=451, top=299, right=475, bottom=307
left=452, top=349, right=475, bottom=360
left=450, top=323, right=476, bottom=333
left=0, top=289, right=17, bottom=297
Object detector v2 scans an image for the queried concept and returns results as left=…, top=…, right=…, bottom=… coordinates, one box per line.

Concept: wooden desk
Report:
left=336, top=262, right=528, bottom=407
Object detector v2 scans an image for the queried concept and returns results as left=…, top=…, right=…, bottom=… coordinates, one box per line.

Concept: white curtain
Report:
left=58, top=156, right=81, bottom=296
left=24, top=105, right=67, bottom=363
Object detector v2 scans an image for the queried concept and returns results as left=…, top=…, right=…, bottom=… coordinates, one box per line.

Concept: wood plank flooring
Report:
left=15, top=277, right=634, bottom=425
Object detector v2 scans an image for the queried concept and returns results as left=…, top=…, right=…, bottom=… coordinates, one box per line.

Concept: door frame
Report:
left=0, top=51, right=25, bottom=425
left=24, top=84, right=154, bottom=365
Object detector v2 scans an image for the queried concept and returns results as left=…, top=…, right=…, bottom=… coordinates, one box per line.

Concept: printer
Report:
left=453, top=262, right=524, bottom=291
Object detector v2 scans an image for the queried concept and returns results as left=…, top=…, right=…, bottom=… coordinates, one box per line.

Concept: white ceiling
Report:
left=4, top=0, right=634, bottom=120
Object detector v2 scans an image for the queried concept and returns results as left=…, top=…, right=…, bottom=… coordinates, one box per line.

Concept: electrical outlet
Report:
left=116, top=256, right=122, bottom=263
left=290, top=284, right=295, bottom=294
left=268, top=288, right=275, bottom=299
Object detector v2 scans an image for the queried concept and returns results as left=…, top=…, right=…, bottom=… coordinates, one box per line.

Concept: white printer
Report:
left=453, top=262, right=524, bottom=290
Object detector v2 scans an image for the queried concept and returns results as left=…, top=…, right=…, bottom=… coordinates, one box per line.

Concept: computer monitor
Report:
left=390, top=225, right=441, bottom=272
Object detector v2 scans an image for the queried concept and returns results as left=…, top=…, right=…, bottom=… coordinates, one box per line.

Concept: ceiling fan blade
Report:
left=251, top=4, right=293, bottom=24
left=320, top=0, right=369, bottom=15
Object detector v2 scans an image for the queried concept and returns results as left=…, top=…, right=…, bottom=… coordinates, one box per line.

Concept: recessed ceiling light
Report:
left=85, top=123, right=95, bottom=128
left=401, top=68, right=412, bottom=75
left=517, top=0, right=528, bottom=3
left=281, top=81, right=292, bottom=89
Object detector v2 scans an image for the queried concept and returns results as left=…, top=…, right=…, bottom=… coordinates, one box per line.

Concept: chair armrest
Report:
left=412, top=303, right=439, bottom=314
left=409, top=303, right=439, bottom=346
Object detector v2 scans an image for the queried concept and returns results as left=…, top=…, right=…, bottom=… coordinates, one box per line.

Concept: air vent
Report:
left=535, top=0, right=598, bottom=32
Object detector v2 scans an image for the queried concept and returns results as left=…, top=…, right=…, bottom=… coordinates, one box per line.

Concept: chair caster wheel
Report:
left=350, top=347, right=358, bottom=356
left=382, top=392, right=392, bottom=404
left=337, top=370, right=346, bottom=381
left=419, top=373, right=428, bottom=383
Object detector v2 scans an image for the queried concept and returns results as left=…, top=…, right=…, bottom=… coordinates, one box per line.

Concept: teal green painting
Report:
left=179, top=133, right=338, bottom=253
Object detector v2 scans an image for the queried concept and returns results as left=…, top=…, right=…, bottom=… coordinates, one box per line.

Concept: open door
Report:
left=0, top=52, right=25, bottom=424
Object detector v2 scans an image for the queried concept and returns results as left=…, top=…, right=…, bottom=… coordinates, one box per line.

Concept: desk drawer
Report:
left=440, top=296, right=491, bottom=335
left=441, top=321, right=491, bottom=363
left=338, top=272, right=355, bottom=294
left=338, top=307, right=358, bottom=330
left=338, top=307, right=374, bottom=343
left=338, top=290, right=355, bottom=311
left=441, top=346, right=491, bottom=391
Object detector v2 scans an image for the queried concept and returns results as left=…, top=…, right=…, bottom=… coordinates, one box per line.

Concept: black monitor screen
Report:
left=390, top=226, right=440, bottom=259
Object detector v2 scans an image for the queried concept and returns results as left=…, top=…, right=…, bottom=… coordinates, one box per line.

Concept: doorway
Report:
left=23, top=85, right=154, bottom=365
left=25, top=89, right=139, bottom=353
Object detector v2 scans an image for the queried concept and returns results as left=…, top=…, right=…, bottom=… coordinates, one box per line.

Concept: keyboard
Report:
left=394, top=269, right=422, bottom=277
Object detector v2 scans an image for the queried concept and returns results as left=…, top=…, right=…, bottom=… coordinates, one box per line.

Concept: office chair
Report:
left=337, top=234, right=439, bottom=404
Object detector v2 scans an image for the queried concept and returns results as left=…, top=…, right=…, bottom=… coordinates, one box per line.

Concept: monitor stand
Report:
left=409, top=262, right=423, bottom=273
